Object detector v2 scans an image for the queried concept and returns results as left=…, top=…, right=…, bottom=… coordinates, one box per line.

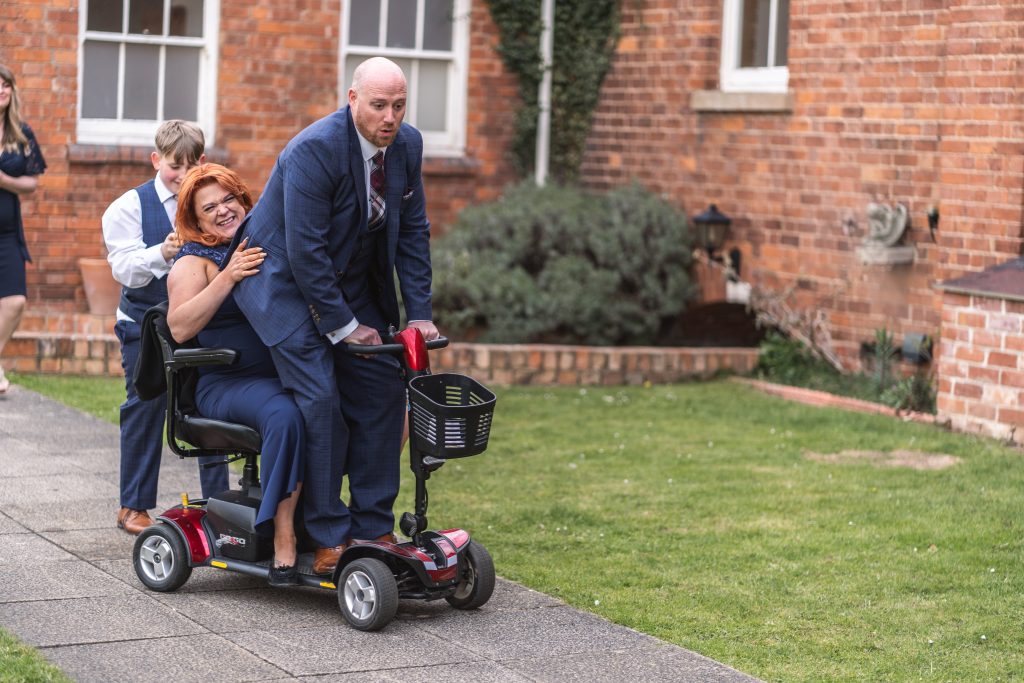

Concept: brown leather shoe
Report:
left=312, top=544, right=347, bottom=575
left=117, top=507, right=154, bottom=535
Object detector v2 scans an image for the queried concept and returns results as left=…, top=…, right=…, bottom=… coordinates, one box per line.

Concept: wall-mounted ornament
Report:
left=856, top=202, right=916, bottom=265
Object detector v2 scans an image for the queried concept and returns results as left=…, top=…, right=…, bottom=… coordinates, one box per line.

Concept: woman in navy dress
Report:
left=167, top=163, right=304, bottom=587
left=0, top=64, right=46, bottom=394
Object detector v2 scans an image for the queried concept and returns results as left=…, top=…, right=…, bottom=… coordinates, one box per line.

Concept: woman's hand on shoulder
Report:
left=223, top=237, right=265, bottom=283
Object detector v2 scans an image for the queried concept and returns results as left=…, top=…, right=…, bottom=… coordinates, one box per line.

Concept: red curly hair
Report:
left=175, top=163, right=255, bottom=247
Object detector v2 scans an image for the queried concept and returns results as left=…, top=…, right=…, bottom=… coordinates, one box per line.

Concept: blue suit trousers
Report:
left=268, top=314, right=404, bottom=548
left=116, top=319, right=228, bottom=509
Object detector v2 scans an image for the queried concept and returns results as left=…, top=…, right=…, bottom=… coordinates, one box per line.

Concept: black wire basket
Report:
left=408, top=373, right=497, bottom=459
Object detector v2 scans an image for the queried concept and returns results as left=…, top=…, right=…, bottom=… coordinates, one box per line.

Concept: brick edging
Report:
left=432, top=343, right=760, bottom=386
left=7, top=328, right=760, bottom=386
left=732, top=377, right=937, bottom=425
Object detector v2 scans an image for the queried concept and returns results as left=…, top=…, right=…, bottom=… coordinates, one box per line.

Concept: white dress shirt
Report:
left=101, top=173, right=177, bottom=322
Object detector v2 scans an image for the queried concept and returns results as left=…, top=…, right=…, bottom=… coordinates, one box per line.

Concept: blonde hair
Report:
left=154, top=119, right=205, bottom=164
left=175, top=164, right=254, bottom=247
left=0, top=64, right=30, bottom=154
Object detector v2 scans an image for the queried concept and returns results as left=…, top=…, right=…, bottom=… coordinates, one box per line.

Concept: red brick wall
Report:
left=938, top=291, right=1024, bottom=444
left=1, top=0, right=516, bottom=313
left=7, top=0, right=1024, bottom=384
left=580, top=0, right=1024, bottom=368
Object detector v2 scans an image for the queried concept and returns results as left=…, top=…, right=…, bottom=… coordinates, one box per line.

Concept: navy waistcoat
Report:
left=119, top=180, right=172, bottom=322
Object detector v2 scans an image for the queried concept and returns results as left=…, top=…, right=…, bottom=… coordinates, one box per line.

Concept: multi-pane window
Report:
left=78, top=0, right=218, bottom=145
left=720, top=0, right=789, bottom=93
left=341, top=0, right=470, bottom=156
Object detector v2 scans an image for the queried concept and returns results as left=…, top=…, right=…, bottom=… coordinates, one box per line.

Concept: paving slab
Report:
left=222, top=624, right=483, bottom=678
left=40, top=528, right=140, bottom=562
left=414, top=604, right=661, bottom=660
left=0, top=472, right=120, bottom=506
left=0, top=383, right=765, bottom=683
left=153, top=585, right=340, bottom=633
left=300, top=661, right=533, bottom=682
left=0, top=595, right=205, bottom=647
left=505, top=645, right=762, bottom=682
left=0, top=560, right=135, bottom=603
left=0, top=511, right=28, bottom=533
left=5, top=497, right=137, bottom=532
left=0, top=445, right=95, bottom=477
left=41, top=634, right=289, bottom=683
left=0, top=532, right=78, bottom=564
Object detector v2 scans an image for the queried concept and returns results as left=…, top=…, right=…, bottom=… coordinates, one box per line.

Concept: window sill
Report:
left=422, top=155, right=480, bottom=178
left=690, top=90, right=793, bottom=113
left=67, top=144, right=230, bottom=166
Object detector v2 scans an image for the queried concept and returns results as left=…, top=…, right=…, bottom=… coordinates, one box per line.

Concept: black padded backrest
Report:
left=136, top=301, right=200, bottom=414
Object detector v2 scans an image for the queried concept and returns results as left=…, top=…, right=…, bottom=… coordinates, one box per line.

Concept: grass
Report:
left=0, top=628, right=70, bottom=683
left=10, top=372, right=124, bottom=424
left=11, top=374, right=1024, bottom=681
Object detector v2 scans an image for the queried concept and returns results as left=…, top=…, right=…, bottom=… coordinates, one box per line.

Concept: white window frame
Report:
left=77, top=0, right=220, bottom=146
left=720, top=0, right=788, bottom=93
left=340, top=0, right=470, bottom=157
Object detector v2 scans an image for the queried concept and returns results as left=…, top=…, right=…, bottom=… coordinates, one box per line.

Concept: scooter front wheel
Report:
left=133, top=523, right=192, bottom=592
left=446, top=540, right=495, bottom=610
left=337, top=558, right=398, bottom=631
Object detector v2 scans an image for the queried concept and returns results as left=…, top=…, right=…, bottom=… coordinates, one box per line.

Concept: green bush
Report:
left=432, top=182, right=696, bottom=345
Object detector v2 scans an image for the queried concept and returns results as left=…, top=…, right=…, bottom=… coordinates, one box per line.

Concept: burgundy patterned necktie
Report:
left=368, top=150, right=386, bottom=231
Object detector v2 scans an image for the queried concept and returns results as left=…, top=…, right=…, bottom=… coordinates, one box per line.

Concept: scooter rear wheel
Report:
left=337, top=558, right=398, bottom=631
left=133, top=523, right=192, bottom=592
left=446, top=540, right=495, bottom=610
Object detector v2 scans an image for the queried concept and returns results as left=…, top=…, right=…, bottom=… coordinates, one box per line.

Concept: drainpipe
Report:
left=535, top=0, right=554, bottom=186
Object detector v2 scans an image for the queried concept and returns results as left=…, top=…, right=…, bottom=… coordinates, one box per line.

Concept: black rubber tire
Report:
left=446, top=540, right=495, bottom=610
left=337, top=558, right=399, bottom=631
left=132, top=523, right=192, bottom=592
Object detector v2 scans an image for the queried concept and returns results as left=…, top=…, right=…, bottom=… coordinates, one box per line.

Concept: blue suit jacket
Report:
left=233, top=107, right=433, bottom=346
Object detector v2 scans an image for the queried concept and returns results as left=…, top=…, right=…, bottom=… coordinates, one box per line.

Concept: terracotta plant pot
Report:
left=78, top=257, right=121, bottom=316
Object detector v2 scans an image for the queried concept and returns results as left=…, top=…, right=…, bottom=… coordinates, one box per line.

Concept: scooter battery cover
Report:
left=206, top=490, right=272, bottom=562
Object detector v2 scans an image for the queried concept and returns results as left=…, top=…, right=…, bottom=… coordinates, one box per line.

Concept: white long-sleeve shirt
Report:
left=101, top=173, right=177, bottom=322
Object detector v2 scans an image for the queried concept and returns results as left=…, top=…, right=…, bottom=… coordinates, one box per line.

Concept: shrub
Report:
left=757, top=330, right=937, bottom=413
left=432, top=182, right=696, bottom=345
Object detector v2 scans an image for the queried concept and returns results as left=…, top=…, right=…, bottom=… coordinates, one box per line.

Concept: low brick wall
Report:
left=8, top=311, right=121, bottom=377
left=428, top=344, right=759, bottom=385
left=8, top=311, right=759, bottom=386
left=937, top=290, right=1024, bottom=444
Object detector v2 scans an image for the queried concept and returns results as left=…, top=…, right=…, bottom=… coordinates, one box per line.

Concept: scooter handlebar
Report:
left=337, top=336, right=449, bottom=356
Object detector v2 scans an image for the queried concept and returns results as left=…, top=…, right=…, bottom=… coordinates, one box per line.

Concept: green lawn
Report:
left=0, top=628, right=70, bottom=683
left=10, top=373, right=1024, bottom=682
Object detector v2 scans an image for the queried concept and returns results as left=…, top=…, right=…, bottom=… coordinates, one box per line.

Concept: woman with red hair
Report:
left=167, top=163, right=304, bottom=587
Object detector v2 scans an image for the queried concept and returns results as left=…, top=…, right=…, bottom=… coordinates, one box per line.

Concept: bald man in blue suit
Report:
left=231, top=57, right=438, bottom=575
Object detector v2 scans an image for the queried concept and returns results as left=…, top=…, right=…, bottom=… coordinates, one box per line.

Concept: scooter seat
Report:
left=178, top=415, right=262, bottom=455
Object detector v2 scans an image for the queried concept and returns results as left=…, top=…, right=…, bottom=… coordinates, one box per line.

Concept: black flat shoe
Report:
left=268, top=563, right=298, bottom=587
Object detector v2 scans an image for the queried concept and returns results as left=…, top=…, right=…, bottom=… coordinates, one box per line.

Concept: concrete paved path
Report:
left=0, top=384, right=762, bottom=682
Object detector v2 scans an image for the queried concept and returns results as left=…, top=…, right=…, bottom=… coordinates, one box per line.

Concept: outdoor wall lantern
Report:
left=692, top=204, right=731, bottom=261
left=902, top=332, right=933, bottom=365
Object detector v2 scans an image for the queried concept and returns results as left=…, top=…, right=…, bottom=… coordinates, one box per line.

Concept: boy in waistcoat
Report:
left=102, top=120, right=227, bottom=534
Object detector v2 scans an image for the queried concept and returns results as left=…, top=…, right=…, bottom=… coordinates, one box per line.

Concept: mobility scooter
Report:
left=131, top=304, right=497, bottom=631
